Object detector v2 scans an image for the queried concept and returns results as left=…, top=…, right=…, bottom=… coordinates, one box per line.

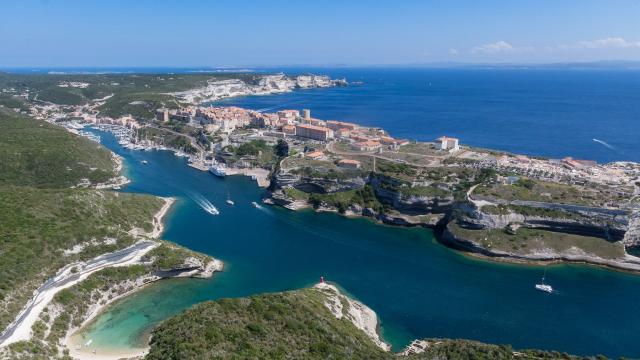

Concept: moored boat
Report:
left=209, top=164, right=226, bottom=177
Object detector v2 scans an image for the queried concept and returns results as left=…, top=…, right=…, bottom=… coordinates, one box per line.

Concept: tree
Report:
left=275, top=139, right=289, bottom=158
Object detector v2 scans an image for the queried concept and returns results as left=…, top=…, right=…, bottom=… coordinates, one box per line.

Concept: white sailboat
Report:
left=535, top=269, right=553, bottom=293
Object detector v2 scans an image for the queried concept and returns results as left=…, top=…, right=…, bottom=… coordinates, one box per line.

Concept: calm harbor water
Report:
left=78, top=128, right=640, bottom=358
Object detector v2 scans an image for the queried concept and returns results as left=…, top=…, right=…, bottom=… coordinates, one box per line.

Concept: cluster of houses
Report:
left=156, top=106, right=424, bottom=152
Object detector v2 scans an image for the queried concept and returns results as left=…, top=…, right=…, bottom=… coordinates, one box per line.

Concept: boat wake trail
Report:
left=592, top=138, right=615, bottom=151
left=188, top=192, right=219, bottom=215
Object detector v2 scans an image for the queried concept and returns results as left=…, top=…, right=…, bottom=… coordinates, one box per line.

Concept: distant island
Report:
left=0, top=70, right=634, bottom=359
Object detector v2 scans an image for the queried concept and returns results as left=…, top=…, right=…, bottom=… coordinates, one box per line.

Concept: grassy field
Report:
left=0, top=112, right=116, bottom=188
left=397, top=142, right=444, bottom=157
left=449, top=223, right=625, bottom=260
left=146, top=288, right=588, bottom=360
left=474, top=178, right=617, bottom=207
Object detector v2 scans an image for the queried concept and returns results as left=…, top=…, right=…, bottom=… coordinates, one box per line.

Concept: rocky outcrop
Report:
left=369, top=175, right=454, bottom=215
left=623, top=209, right=640, bottom=248
left=153, top=257, right=224, bottom=279
left=314, top=282, right=390, bottom=352
left=294, top=176, right=367, bottom=194
left=171, top=74, right=347, bottom=104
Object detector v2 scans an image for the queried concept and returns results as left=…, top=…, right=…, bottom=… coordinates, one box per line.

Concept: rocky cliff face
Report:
left=623, top=209, right=640, bottom=248
left=172, top=74, right=347, bottom=104
left=457, top=201, right=629, bottom=241
left=369, top=174, right=454, bottom=215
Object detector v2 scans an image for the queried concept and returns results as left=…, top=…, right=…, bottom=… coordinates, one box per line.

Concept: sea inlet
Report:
left=77, top=129, right=640, bottom=358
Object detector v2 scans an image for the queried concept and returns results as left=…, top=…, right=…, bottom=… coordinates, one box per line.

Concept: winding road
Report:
left=0, top=240, right=158, bottom=347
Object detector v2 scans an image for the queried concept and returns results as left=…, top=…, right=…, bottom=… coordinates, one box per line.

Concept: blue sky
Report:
left=1, top=0, right=639, bottom=67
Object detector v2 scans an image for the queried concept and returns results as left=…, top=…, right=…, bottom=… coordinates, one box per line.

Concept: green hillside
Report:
left=147, top=288, right=590, bottom=360
left=0, top=111, right=115, bottom=188
left=0, top=112, right=164, bottom=333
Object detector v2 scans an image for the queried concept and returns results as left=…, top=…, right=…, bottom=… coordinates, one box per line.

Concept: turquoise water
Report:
left=77, top=129, right=640, bottom=358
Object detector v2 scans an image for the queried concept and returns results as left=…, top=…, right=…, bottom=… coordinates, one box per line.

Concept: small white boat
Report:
left=535, top=283, right=553, bottom=293
left=141, top=160, right=148, bottom=165
left=251, top=201, right=262, bottom=209
left=535, top=270, right=553, bottom=293
left=226, top=199, right=234, bottom=206
left=205, top=206, right=219, bottom=215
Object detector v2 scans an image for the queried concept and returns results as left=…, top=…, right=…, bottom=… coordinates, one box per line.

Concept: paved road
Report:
left=0, top=240, right=157, bottom=347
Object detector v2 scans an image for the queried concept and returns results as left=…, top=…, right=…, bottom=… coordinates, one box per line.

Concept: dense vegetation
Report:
left=138, top=125, right=198, bottom=153
left=146, top=289, right=387, bottom=360
left=0, top=112, right=115, bottom=188
left=308, top=185, right=384, bottom=214
left=0, top=186, right=163, bottom=333
left=0, top=112, right=164, bottom=341
left=225, top=139, right=277, bottom=167
left=147, top=288, right=591, bottom=360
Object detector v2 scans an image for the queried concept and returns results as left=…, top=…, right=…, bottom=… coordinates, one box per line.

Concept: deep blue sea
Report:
left=213, top=68, right=640, bottom=164
left=6, top=66, right=639, bottom=162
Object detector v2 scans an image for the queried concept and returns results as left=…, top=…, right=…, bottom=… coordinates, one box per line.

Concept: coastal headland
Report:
left=1, top=70, right=639, bottom=359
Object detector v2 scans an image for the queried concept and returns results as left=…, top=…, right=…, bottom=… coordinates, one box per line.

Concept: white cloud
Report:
left=566, top=37, right=640, bottom=49
left=449, top=48, right=459, bottom=55
left=470, top=41, right=515, bottom=54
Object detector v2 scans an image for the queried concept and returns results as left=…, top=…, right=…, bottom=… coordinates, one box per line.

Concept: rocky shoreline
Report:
left=266, top=189, right=640, bottom=274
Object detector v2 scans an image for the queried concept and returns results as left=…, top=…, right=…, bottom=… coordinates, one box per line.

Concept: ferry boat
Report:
left=209, top=164, right=226, bottom=177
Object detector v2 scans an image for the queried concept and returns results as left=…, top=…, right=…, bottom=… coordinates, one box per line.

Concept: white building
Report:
left=435, top=136, right=459, bottom=152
